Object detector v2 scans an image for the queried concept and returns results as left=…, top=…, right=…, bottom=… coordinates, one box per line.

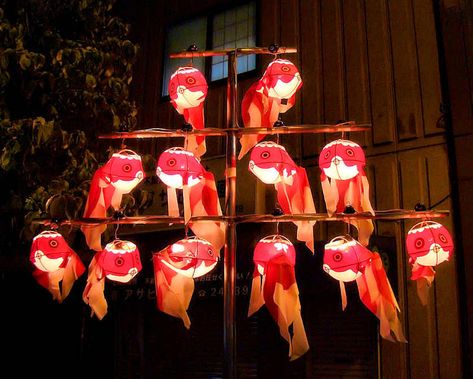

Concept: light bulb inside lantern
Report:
left=99, top=239, right=142, bottom=283
left=262, top=59, right=302, bottom=99
left=156, top=148, right=204, bottom=189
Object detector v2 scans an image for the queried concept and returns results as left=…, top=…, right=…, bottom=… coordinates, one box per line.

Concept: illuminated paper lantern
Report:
left=406, top=221, right=454, bottom=304
left=239, top=59, right=303, bottom=159
left=248, top=235, right=309, bottom=360
left=156, top=147, right=204, bottom=223
left=156, top=148, right=225, bottom=252
left=30, top=230, right=85, bottom=302
left=169, top=66, right=208, bottom=157
left=83, top=239, right=142, bottom=319
left=81, top=149, right=145, bottom=251
left=153, top=237, right=219, bottom=328
left=319, top=139, right=374, bottom=246
left=323, top=236, right=406, bottom=342
left=249, top=141, right=316, bottom=251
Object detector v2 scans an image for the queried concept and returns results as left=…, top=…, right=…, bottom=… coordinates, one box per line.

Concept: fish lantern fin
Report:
left=339, top=280, right=348, bottom=311
left=356, top=252, right=406, bottom=343
left=167, top=187, right=180, bottom=217
left=266, top=257, right=309, bottom=360
left=239, top=82, right=266, bottom=160
left=275, top=167, right=316, bottom=252
left=411, top=263, right=436, bottom=306
left=82, top=254, right=108, bottom=320
left=189, top=170, right=225, bottom=254
left=32, top=269, right=63, bottom=302
left=183, top=107, right=206, bottom=158
left=320, top=173, right=338, bottom=216
left=153, top=249, right=193, bottom=329
left=248, top=266, right=265, bottom=316
left=60, top=251, right=86, bottom=301
left=81, top=167, right=109, bottom=251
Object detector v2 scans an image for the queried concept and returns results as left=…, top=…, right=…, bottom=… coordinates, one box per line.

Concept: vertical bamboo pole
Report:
left=224, top=50, right=238, bottom=379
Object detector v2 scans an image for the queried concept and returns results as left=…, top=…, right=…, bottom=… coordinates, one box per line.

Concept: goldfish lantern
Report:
left=319, top=139, right=374, bottom=246
left=406, top=221, right=454, bottom=305
left=169, top=67, right=208, bottom=157
left=81, top=149, right=145, bottom=251
left=323, top=236, right=406, bottom=342
left=248, top=235, right=309, bottom=360
left=239, top=59, right=303, bottom=159
left=30, top=231, right=85, bottom=302
left=83, top=239, right=141, bottom=319
left=156, top=147, right=204, bottom=223
left=249, top=142, right=316, bottom=251
left=153, top=237, right=219, bottom=328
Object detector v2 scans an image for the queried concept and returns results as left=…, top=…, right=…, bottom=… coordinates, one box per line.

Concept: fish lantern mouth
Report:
left=253, top=235, right=296, bottom=275
left=406, top=221, right=453, bottom=267
left=319, top=140, right=364, bottom=181
left=323, top=236, right=373, bottom=282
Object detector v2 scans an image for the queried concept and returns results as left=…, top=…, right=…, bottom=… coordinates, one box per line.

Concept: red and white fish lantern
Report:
left=406, top=221, right=454, bottom=304
left=323, top=236, right=406, bottom=342
left=83, top=239, right=142, bottom=319
left=248, top=235, right=309, bottom=360
left=81, top=149, right=145, bottom=251
left=98, top=240, right=142, bottom=283
left=319, top=139, right=374, bottom=246
left=153, top=237, right=219, bottom=328
left=169, top=67, right=208, bottom=157
left=249, top=142, right=316, bottom=252
left=156, top=147, right=204, bottom=223
left=30, top=231, right=85, bottom=302
left=239, top=59, right=302, bottom=159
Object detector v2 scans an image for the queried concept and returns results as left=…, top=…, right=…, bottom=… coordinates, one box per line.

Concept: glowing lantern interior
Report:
left=169, top=67, right=208, bottom=109
left=253, top=234, right=296, bottom=275
left=261, top=59, right=302, bottom=99
left=30, top=231, right=71, bottom=272
left=99, top=239, right=142, bottom=283
left=156, top=147, right=204, bottom=189
left=323, top=236, right=373, bottom=282
left=406, top=221, right=454, bottom=267
left=319, top=139, right=366, bottom=181
left=103, top=149, right=145, bottom=192
left=248, top=141, right=297, bottom=184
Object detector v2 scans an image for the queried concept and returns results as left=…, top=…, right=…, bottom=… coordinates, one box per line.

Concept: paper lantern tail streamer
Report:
left=356, top=253, right=406, bottom=342
left=411, top=264, right=436, bottom=306
left=189, top=170, right=225, bottom=253
left=184, top=106, right=206, bottom=158
left=320, top=172, right=374, bottom=246
left=153, top=250, right=194, bottom=329
left=83, top=254, right=108, bottom=320
left=32, top=252, right=85, bottom=303
left=249, top=255, right=309, bottom=360
left=276, top=167, right=316, bottom=252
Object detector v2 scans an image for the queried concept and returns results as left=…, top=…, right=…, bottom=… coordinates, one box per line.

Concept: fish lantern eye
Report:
left=122, top=163, right=132, bottom=173
left=260, top=151, right=270, bottom=159
left=49, top=239, right=58, bottom=248
left=167, top=158, right=176, bottom=167
left=208, top=248, right=214, bottom=257
left=281, top=65, right=290, bottom=73
left=438, top=234, right=447, bottom=243
left=323, top=150, right=331, bottom=159
left=346, top=148, right=354, bottom=157
left=115, top=257, right=124, bottom=266
left=333, top=252, right=343, bottom=262
left=186, top=76, right=196, bottom=85
left=179, top=88, right=185, bottom=94
left=415, top=238, right=424, bottom=249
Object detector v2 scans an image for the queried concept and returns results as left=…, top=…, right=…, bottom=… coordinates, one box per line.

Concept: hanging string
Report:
left=114, top=223, right=120, bottom=240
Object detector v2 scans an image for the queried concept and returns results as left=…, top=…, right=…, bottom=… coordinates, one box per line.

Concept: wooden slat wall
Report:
left=126, top=0, right=464, bottom=377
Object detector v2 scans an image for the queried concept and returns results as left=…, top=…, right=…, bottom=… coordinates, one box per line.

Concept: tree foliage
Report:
left=0, top=0, right=139, bottom=250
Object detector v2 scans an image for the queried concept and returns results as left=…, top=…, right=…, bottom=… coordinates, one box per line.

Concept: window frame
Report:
left=160, top=0, right=260, bottom=102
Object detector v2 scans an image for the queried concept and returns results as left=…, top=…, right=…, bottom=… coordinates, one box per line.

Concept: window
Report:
left=162, top=1, right=256, bottom=96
